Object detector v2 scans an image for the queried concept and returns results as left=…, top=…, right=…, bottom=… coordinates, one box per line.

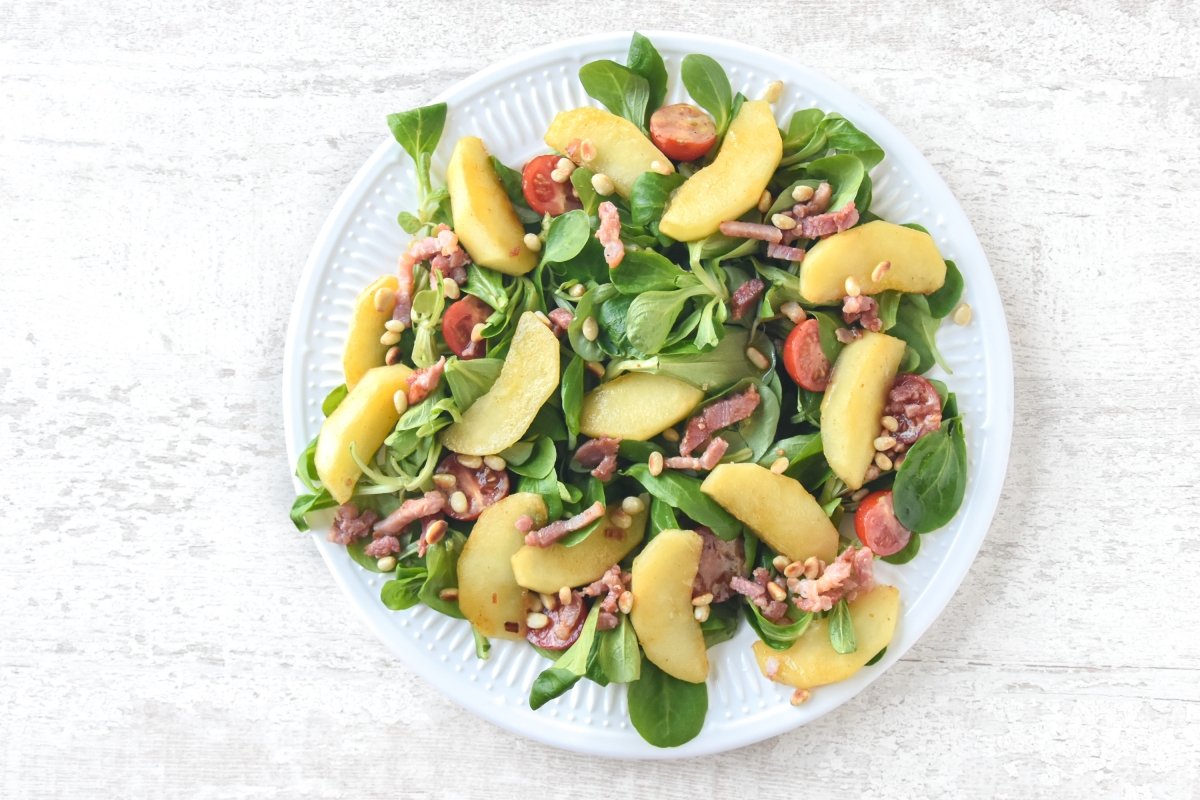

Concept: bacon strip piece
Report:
left=796, top=201, right=860, bottom=239
left=374, top=491, right=447, bottom=536
left=731, top=568, right=789, bottom=621
left=524, top=501, right=606, bottom=547
left=548, top=307, right=574, bottom=337
left=843, top=294, right=882, bottom=332
left=406, top=356, right=445, bottom=405
left=793, top=182, right=832, bottom=218
left=766, top=243, right=806, bottom=263
left=394, top=260, right=415, bottom=326
left=718, top=221, right=783, bottom=243
left=364, top=535, right=401, bottom=558
left=573, top=437, right=621, bottom=481
left=730, top=278, right=766, bottom=321
left=679, top=384, right=761, bottom=457
left=664, top=436, right=729, bottom=471
left=692, top=527, right=746, bottom=603
left=793, top=546, right=876, bottom=613
left=597, top=201, right=625, bottom=268
left=330, top=503, right=379, bottom=545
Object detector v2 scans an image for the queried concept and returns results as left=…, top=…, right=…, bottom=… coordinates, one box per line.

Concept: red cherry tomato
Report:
left=435, top=453, right=510, bottom=521
left=649, top=104, right=717, bottom=162
left=782, top=318, right=831, bottom=391
left=854, top=490, right=912, bottom=557
left=885, top=374, right=943, bottom=450
left=521, top=154, right=580, bottom=217
left=441, top=296, right=492, bottom=359
left=526, top=592, right=586, bottom=651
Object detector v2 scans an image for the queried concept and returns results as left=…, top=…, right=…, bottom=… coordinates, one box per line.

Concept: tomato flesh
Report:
left=441, top=296, right=492, bottom=359
left=436, top=453, right=510, bottom=521
left=649, top=104, right=717, bottom=162
left=854, top=490, right=912, bottom=557
left=521, top=154, right=580, bottom=217
left=782, top=318, right=831, bottom=392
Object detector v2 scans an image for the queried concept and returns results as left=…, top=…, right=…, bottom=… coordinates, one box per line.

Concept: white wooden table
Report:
left=3, top=2, right=1197, bottom=797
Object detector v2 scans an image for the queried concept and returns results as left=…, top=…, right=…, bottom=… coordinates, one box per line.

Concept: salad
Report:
left=290, top=33, right=970, bottom=748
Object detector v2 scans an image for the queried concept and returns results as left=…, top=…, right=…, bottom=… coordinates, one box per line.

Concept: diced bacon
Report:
left=394, top=260, right=415, bottom=326
left=732, top=567, right=789, bottom=621
left=766, top=243, right=806, bottom=262
left=797, top=201, right=860, bottom=239
left=582, top=564, right=630, bottom=618
left=843, top=294, right=883, bottom=332
left=524, top=501, right=606, bottom=547
left=793, top=546, right=876, bottom=613
left=400, top=223, right=472, bottom=295
left=405, top=356, right=445, bottom=405
left=664, top=436, right=729, bottom=472
left=597, top=201, right=625, bottom=268
left=514, top=514, right=536, bottom=534
left=548, top=307, right=574, bottom=337
left=364, top=535, right=401, bottom=558
left=793, top=181, right=832, bottom=218
left=374, top=491, right=447, bottom=536
left=679, top=384, right=761, bottom=457
left=573, top=437, right=621, bottom=481
left=730, top=278, right=766, bottom=321
left=692, top=527, right=745, bottom=603
left=718, top=220, right=783, bottom=243
left=329, top=503, right=379, bottom=545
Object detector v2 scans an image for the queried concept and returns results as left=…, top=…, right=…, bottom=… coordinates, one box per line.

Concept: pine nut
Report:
left=558, top=586, right=572, bottom=606
left=780, top=301, right=806, bottom=324
left=693, top=604, right=711, bottom=623
left=393, top=389, right=409, bottom=416
left=621, top=496, right=645, bottom=515
left=442, top=277, right=460, bottom=300
left=648, top=451, right=664, bottom=477
left=526, top=612, right=550, bottom=630
left=540, top=592, right=558, bottom=611
left=874, top=452, right=893, bottom=471
left=767, top=582, right=787, bottom=602
left=871, top=260, right=891, bottom=284
left=662, top=427, right=679, bottom=443
left=618, top=590, right=634, bottom=615
left=803, top=557, right=821, bottom=580
left=649, top=159, right=673, bottom=175
left=772, top=555, right=790, bottom=572
left=431, top=473, right=456, bottom=491
left=568, top=283, right=586, bottom=298
left=376, top=556, right=397, bottom=572
left=523, top=232, right=542, bottom=252
left=438, top=587, right=459, bottom=602
left=550, top=168, right=570, bottom=183
left=771, top=213, right=797, bottom=230
left=385, top=345, right=401, bottom=366
left=533, top=310, right=553, bottom=328
left=770, top=456, right=789, bottom=474
left=610, top=510, right=632, bottom=529
left=792, top=184, right=815, bottom=203
left=692, top=592, right=714, bottom=607
left=373, top=286, right=396, bottom=313
left=790, top=688, right=811, bottom=706
left=470, top=322, right=486, bottom=343
left=881, top=415, right=899, bottom=433
left=579, top=139, right=597, bottom=162
left=746, top=346, right=770, bottom=370
left=845, top=276, right=862, bottom=297
left=762, top=80, right=784, bottom=103
left=864, top=464, right=881, bottom=482
left=424, top=519, right=448, bottom=545
left=586, top=361, right=605, bottom=378
left=528, top=595, right=543, bottom=613
left=850, top=488, right=870, bottom=502
left=457, top=454, right=482, bottom=469
left=380, top=330, right=402, bottom=346
left=953, top=302, right=973, bottom=326
left=582, top=316, right=599, bottom=341
left=783, top=561, right=805, bottom=579
left=384, top=319, right=406, bottom=333
left=555, top=157, right=574, bottom=173
left=483, top=455, right=506, bottom=471
left=757, top=190, right=772, bottom=213
left=448, top=491, right=469, bottom=514
left=590, top=173, right=615, bottom=196
left=874, top=435, right=897, bottom=451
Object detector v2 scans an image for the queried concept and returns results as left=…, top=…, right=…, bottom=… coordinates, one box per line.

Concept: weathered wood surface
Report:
left=1, top=1, right=1197, bottom=797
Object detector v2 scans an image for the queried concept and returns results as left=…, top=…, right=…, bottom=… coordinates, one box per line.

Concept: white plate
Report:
left=282, top=31, right=1014, bottom=759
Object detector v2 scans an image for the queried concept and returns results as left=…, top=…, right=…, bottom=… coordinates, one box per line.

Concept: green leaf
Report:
left=627, top=659, right=709, bottom=748
left=745, top=601, right=813, bottom=650
left=518, top=472, right=563, bottom=522
left=578, top=60, right=650, bottom=129
left=625, top=464, right=742, bottom=539
left=926, top=260, right=964, bottom=319
left=595, top=614, right=642, bottom=684
left=472, top=627, right=492, bottom=660
left=890, top=294, right=950, bottom=374
left=561, top=355, right=586, bottom=439
left=627, top=32, right=668, bottom=119
left=464, top=263, right=508, bottom=311
left=529, top=605, right=602, bottom=709
left=559, top=477, right=607, bottom=547
left=820, top=113, right=884, bottom=171
left=529, top=667, right=583, bottom=709
left=626, top=284, right=710, bottom=354
left=570, top=166, right=600, bottom=216
left=443, top=357, right=502, bottom=412
left=607, top=328, right=766, bottom=392
left=508, top=436, right=557, bottom=479
left=647, top=495, right=679, bottom=540
left=802, top=154, right=866, bottom=213
left=782, top=108, right=825, bottom=151
left=490, top=155, right=540, bottom=224
left=418, top=532, right=465, bottom=618
left=321, top=384, right=348, bottom=417
left=700, top=602, right=740, bottom=648
left=629, top=171, right=686, bottom=227
left=611, top=248, right=697, bottom=294
left=876, top=290, right=902, bottom=331
left=680, top=54, right=733, bottom=135
left=568, top=283, right=618, bottom=362
left=380, top=567, right=428, bottom=611
left=892, top=421, right=967, bottom=533
left=386, top=103, right=448, bottom=165
left=397, top=211, right=422, bottom=234
left=541, top=209, right=591, bottom=265
left=829, top=598, right=857, bottom=654
left=289, top=488, right=335, bottom=531
left=695, top=376, right=780, bottom=463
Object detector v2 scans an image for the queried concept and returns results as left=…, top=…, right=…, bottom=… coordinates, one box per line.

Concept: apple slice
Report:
left=544, top=107, right=671, bottom=197
left=800, top=220, right=946, bottom=304
left=343, top=275, right=399, bottom=389
left=458, top=493, right=546, bottom=639
left=446, top=136, right=536, bottom=275
left=510, top=498, right=647, bottom=593
left=629, top=528, right=708, bottom=683
left=579, top=373, right=703, bottom=441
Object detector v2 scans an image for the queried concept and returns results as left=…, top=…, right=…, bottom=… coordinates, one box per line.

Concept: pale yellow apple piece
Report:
left=629, top=528, right=708, bottom=683
left=579, top=373, right=703, bottom=441
left=343, top=275, right=400, bottom=390
left=510, top=498, right=648, bottom=593
left=446, top=136, right=536, bottom=275
left=457, top=493, right=547, bottom=640
left=800, top=220, right=947, bottom=304
left=544, top=107, right=671, bottom=197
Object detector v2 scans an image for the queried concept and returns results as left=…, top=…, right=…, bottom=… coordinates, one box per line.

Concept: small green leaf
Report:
left=680, top=54, right=733, bottom=135
left=578, top=61, right=650, bottom=129
left=627, top=659, right=709, bottom=748
left=829, top=597, right=857, bottom=654
left=629, top=171, right=685, bottom=227
left=490, top=155, right=540, bottom=224
left=541, top=210, right=591, bottom=264
left=561, top=355, right=585, bottom=439
left=397, top=211, right=422, bottom=234
left=926, top=260, right=964, bottom=319
left=627, top=33, right=668, bottom=120
left=386, top=103, right=447, bottom=171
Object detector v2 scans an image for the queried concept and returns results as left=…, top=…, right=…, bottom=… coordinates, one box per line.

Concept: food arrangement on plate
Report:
left=290, top=33, right=971, bottom=748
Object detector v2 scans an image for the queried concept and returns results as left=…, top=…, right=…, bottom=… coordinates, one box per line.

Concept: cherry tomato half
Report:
left=854, top=490, right=912, bottom=557
left=526, top=592, right=586, bottom=651
left=435, top=453, right=510, bottom=522
left=782, top=318, right=831, bottom=392
left=649, top=103, right=717, bottom=162
left=521, top=154, right=580, bottom=217
left=441, top=295, right=492, bottom=359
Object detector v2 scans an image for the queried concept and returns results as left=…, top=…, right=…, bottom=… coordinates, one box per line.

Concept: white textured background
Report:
left=2, top=1, right=1198, bottom=798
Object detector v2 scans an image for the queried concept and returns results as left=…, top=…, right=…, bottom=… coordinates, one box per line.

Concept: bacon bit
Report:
left=524, top=501, right=605, bottom=547
left=793, top=546, right=876, bottom=613
left=597, top=201, right=625, bottom=268
left=597, top=612, right=619, bottom=631
left=374, top=491, right=447, bottom=536
left=731, top=567, right=789, bottom=621
left=582, top=564, right=631, bottom=620
left=835, top=327, right=862, bottom=344
left=547, top=307, right=574, bottom=337
left=394, top=260, right=415, bottom=326
left=329, top=504, right=379, bottom=545
left=573, top=437, right=622, bottom=481
left=796, top=201, right=860, bottom=239
left=730, top=278, right=766, bottom=321
left=514, top=514, right=536, bottom=534
left=364, top=535, right=401, bottom=558
left=793, top=182, right=832, bottom=218
left=692, top=527, right=746, bottom=603
left=679, top=384, right=761, bottom=456
left=405, top=356, right=446, bottom=405
left=766, top=242, right=806, bottom=262
left=664, top=436, right=729, bottom=472
left=718, top=220, right=783, bottom=243
left=843, top=294, right=883, bottom=332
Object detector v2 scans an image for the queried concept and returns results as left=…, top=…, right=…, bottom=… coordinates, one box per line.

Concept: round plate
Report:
left=283, top=31, right=1014, bottom=759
